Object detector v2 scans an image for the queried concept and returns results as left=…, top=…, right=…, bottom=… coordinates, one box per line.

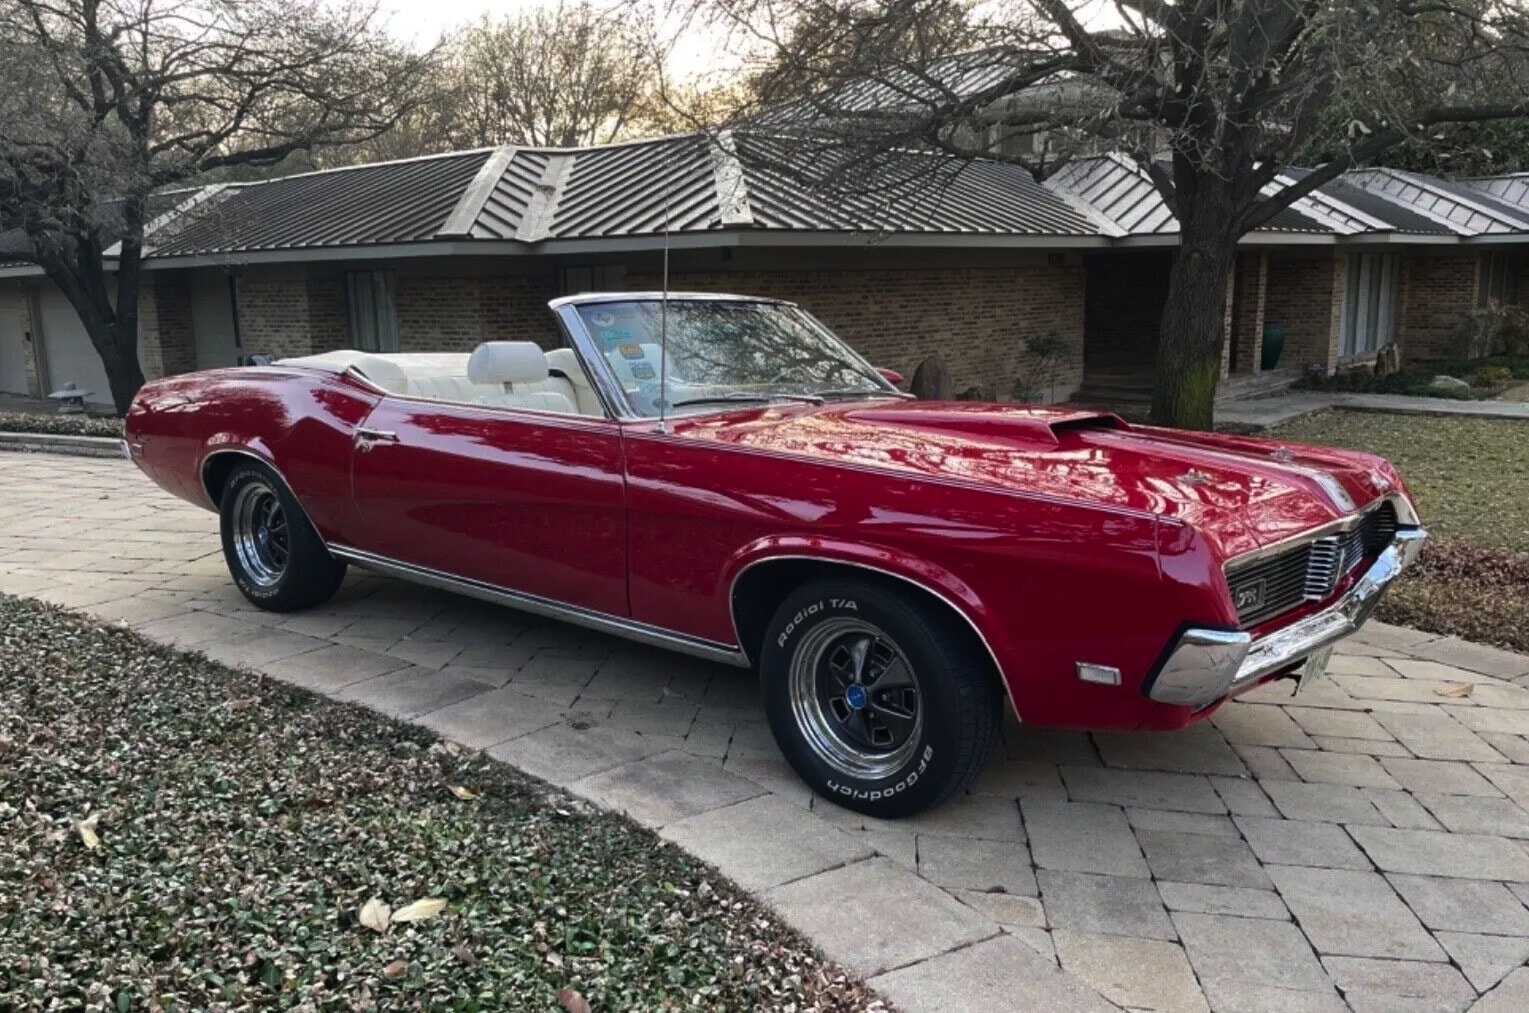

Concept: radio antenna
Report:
left=656, top=141, right=673, bottom=434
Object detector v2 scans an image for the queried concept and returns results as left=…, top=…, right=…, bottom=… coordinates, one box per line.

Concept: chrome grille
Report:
left=1226, top=501, right=1401, bottom=628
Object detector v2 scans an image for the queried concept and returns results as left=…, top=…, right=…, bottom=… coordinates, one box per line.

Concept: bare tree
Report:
left=0, top=0, right=427, bottom=414
left=448, top=1, right=662, bottom=148
left=690, top=0, right=1529, bottom=428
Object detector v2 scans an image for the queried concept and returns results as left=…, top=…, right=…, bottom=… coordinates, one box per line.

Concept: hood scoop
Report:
left=844, top=405, right=1127, bottom=448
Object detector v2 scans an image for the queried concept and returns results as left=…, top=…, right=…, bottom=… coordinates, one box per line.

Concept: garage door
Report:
left=191, top=273, right=239, bottom=369
left=39, top=287, right=113, bottom=403
left=0, top=286, right=28, bottom=395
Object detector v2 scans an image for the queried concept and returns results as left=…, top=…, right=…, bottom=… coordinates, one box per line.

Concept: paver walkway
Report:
left=5, top=453, right=1529, bottom=1012
left=1217, top=390, right=1529, bottom=429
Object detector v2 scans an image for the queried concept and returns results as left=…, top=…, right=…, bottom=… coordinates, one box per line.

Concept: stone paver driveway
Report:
left=5, top=452, right=1529, bottom=1012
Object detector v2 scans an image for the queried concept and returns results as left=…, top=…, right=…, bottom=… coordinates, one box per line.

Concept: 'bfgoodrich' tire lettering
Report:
left=760, top=579, right=1000, bottom=818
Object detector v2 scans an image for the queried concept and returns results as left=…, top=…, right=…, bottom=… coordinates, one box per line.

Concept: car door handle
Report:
left=356, top=427, right=399, bottom=450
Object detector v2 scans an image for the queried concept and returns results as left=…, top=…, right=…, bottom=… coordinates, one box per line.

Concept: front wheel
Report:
left=219, top=462, right=346, bottom=612
left=760, top=579, right=1001, bottom=818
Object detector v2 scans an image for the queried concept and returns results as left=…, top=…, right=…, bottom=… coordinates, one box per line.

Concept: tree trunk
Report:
left=94, top=317, right=146, bottom=417
left=1149, top=217, right=1239, bottom=430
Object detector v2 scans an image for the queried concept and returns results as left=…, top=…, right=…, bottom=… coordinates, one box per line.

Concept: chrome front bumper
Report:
left=1146, top=528, right=1428, bottom=709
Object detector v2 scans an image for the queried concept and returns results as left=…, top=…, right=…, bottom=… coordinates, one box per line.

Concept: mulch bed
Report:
left=1378, top=543, right=1529, bottom=654
left=0, top=595, right=885, bottom=1012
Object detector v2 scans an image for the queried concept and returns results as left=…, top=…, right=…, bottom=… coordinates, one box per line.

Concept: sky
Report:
left=374, top=0, right=725, bottom=79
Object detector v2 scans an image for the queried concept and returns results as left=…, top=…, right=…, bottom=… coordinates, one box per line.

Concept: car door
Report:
left=348, top=396, right=628, bottom=618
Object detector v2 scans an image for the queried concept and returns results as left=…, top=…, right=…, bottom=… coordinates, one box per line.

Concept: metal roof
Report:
left=1343, top=168, right=1529, bottom=235
left=735, top=134, right=1096, bottom=235
left=9, top=133, right=1529, bottom=272
left=148, top=150, right=494, bottom=256
left=1467, top=173, right=1529, bottom=209
left=1045, top=155, right=1334, bottom=236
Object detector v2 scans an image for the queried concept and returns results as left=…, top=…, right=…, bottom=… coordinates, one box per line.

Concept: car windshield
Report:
left=573, top=298, right=895, bottom=417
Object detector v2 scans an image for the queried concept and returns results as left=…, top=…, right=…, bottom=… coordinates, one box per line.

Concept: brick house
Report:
left=2, top=135, right=1527, bottom=409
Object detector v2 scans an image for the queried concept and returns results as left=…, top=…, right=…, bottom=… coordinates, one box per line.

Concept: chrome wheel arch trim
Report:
left=326, top=545, right=750, bottom=668
left=726, top=554, right=1021, bottom=721
left=199, top=447, right=336, bottom=553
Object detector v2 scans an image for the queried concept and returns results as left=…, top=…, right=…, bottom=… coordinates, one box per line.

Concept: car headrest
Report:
left=467, top=341, right=548, bottom=386
left=545, top=347, right=587, bottom=380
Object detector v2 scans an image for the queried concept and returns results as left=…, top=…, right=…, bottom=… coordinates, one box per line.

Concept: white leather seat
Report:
left=281, top=345, right=589, bottom=415
left=545, top=347, right=604, bottom=416
left=466, top=341, right=576, bottom=414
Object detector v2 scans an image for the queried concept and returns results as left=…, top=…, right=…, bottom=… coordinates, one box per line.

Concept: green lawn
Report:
left=1270, top=410, right=1529, bottom=651
left=1272, top=411, right=1529, bottom=552
left=0, top=596, right=880, bottom=1012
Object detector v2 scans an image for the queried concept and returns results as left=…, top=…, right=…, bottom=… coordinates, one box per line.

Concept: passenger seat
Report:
left=545, top=347, right=604, bottom=416
left=465, top=341, right=576, bottom=414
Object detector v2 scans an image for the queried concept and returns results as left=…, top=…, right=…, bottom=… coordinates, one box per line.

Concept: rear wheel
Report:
left=219, top=462, right=345, bottom=612
left=760, top=579, right=1001, bottom=817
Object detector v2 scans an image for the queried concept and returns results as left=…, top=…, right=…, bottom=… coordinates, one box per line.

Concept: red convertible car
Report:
left=126, top=292, right=1426, bottom=816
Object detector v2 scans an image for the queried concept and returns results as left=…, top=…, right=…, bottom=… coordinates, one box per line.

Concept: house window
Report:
left=346, top=271, right=399, bottom=352
left=559, top=265, right=626, bottom=295
left=1340, top=253, right=1400, bottom=358
left=1478, top=252, right=1516, bottom=308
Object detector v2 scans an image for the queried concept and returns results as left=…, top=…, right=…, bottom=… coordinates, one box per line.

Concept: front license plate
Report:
left=1295, top=647, right=1335, bottom=694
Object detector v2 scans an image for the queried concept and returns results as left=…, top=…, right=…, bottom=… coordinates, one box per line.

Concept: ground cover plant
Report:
left=0, top=412, right=124, bottom=438
left=1291, top=356, right=1529, bottom=401
left=0, top=595, right=884, bottom=1012
left=1271, top=411, right=1529, bottom=652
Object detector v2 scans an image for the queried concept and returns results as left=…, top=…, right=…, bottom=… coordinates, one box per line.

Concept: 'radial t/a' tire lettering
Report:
left=760, top=578, right=1001, bottom=817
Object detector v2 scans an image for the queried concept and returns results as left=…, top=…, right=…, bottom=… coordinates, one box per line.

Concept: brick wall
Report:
left=626, top=266, right=1088, bottom=402
left=1265, top=256, right=1342, bottom=372
left=138, top=281, right=196, bottom=379
left=237, top=277, right=349, bottom=359
left=397, top=274, right=560, bottom=352
left=1398, top=255, right=1478, bottom=362
left=1228, top=251, right=1268, bottom=375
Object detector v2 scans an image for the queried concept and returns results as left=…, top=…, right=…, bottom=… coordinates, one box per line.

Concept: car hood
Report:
left=673, top=399, right=1401, bottom=560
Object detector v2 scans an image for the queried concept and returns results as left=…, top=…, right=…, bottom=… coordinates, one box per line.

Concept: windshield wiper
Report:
left=669, top=392, right=824, bottom=408
left=813, top=387, right=894, bottom=400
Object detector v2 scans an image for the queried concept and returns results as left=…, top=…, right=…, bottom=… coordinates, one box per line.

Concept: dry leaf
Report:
left=556, top=988, right=591, bottom=1013
left=77, top=813, right=100, bottom=850
left=1435, top=683, right=1474, bottom=698
left=390, top=898, right=447, bottom=923
left=359, top=897, right=391, bottom=934
left=446, top=785, right=478, bottom=801
left=223, top=696, right=259, bottom=711
left=382, top=959, right=408, bottom=980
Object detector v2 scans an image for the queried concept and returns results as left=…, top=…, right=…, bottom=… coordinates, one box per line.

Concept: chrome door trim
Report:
left=327, top=545, right=750, bottom=668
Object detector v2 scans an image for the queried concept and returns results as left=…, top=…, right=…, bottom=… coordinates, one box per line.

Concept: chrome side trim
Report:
left=726, top=554, right=1021, bottom=720
left=1146, top=527, right=1427, bottom=709
left=328, top=545, right=750, bottom=669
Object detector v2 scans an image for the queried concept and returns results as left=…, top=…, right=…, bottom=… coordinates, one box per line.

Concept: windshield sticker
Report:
left=619, top=343, right=644, bottom=359
left=630, top=362, right=656, bottom=380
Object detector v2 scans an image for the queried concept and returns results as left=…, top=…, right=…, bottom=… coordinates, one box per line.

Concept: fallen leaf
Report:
left=359, top=897, right=391, bottom=934
left=77, top=813, right=100, bottom=850
left=390, top=898, right=447, bottom=923
left=77, top=812, right=100, bottom=849
left=1435, top=683, right=1474, bottom=698
left=446, top=784, right=478, bottom=801
left=556, top=988, right=591, bottom=1013
left=222, top=696, right=259, bottom=711
left=382, top=959, right=408, bottom=980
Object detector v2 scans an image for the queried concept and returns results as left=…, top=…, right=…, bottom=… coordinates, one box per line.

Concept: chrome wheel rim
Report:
left=231, top=481, right=289, bottom=588
left=789, top=618, right=923, bottom=779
